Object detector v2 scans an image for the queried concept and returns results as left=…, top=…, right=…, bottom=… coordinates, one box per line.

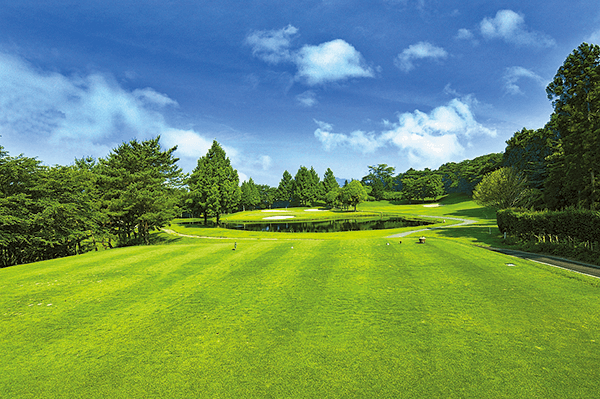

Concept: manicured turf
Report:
left=2, top=198, right=600, bottom=398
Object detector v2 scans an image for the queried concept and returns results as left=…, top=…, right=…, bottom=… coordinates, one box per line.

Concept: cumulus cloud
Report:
left=295, top=39, right=374, bottom=85
left=296, top=90, right=318, bottom=107
left=245, top=24, right=298, bottom=64
left=456, top=28, right=474, bottom=40
left=0, top=51, right=218, bottom=165
left=314, top=120, right=382, bottom=153
left=246, top=26, right=375, bottom=86
left=479, top=10, right=555, bottom=47
left=314, top=98, right=495, bottom=166
left=503, top=66, right=546, bottom=95
left=394, top=41, right=448, bottom=73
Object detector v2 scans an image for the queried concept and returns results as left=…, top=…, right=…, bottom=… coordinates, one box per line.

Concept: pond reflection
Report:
left=221, top=217, right=433, bottom=233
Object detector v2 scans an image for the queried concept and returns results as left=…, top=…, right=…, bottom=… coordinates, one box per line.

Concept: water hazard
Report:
left=221, top=217, right=434, bottom=233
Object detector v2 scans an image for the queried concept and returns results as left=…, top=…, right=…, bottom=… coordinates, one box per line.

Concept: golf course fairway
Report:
left=1, top=199, right=599, bottom=398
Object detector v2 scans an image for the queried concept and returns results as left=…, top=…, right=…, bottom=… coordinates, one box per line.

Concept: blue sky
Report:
left=1, top=1, right=599, bottom=185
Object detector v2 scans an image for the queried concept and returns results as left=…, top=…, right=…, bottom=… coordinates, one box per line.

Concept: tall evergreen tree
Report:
left=276, top=170, right=294, bottom=205
left=546, top=42, right=600, bottom=209
left=293, top=166, right=317, bottom=206
left=240, top=178, right=260, bottom=211
left=322, top=167, right=339, bottom=194
left=188, top=140, right=240, bottom=224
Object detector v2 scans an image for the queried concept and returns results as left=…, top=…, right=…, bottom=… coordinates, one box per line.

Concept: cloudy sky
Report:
left=1, top=1, right=599, bottom=185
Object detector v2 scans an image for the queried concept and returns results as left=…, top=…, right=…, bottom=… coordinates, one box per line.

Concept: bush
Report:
left=498, top=208, right=600, bottom=266
left=497, top=208, right=600, bottom=242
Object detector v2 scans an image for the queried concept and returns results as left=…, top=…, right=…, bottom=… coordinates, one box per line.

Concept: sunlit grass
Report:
left=2, top=195, right=599, bottom=397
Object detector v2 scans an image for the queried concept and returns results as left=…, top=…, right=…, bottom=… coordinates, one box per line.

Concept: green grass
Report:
left=2, top=197, right=600, bottom=398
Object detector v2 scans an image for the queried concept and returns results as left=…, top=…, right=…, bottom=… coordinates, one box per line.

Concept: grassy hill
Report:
left=2, top=197, right=599, bottom=398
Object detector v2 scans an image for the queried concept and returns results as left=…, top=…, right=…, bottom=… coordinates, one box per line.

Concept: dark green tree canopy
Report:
left=545, top=42, right=600, bottom=209
left=98, top=137, right=183, bottom=244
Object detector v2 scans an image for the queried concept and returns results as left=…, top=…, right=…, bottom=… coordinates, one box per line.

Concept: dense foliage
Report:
left=472, top=167, right=532, bottom=209
left=0, top=137, right=184, bottom=267
left=546, top=43, right=600, bottom=209
left=186, top=140, right=241, bottom=224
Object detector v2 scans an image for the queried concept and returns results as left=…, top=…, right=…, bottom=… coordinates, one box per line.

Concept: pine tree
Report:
left=98, top=137, right=183, bottom=244
left=188, top=140, right=240, bottom=224
left=276, top=170, right=294, bottom=205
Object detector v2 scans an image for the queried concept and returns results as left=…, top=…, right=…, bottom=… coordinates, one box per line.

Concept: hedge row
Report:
left=497, top=208, right=600, bottom=242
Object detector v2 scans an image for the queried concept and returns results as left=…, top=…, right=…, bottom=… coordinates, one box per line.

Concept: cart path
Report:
left=386, top=215, right=477, bottom=238
left=484, top=247, right=600, bottom=279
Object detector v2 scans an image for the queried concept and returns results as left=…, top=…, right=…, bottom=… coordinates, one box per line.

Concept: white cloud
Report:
left=245, top=25, right=298, bottom=64
left=503, top=66, right=546, bottom=95
left=456, top=28, right=474, bottom=40
left=133, top=87, right=179, bottom=107
left=479, top=10, right=555, bottom=48
left=161, top=129, right=212, bottom=158
left=314, top=120, right=381, bottom=153
left=395, top=42, right=448, bottom=73
left=0, top=51, right=219, bottom=166
left=246, top=27, right=374, bottom=86
left=314, top=98, right=495, bottom=166
left=296, top=90, right=318, bottom=107
left=295, top=39, right=374, bottom=85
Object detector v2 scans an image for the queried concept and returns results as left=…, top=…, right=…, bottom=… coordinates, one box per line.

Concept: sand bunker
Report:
left=423, top=204, right=442, bottom=208
left=263, top=215, right=295, bottom=220
left=304, top=209, right=325, bottom=212
left=261, top=209, right=290, bottom=212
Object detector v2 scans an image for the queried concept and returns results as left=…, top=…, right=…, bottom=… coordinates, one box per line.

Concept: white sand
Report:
left=423, top=204, right=442, bottom=208
left=304, top=209, right=325, bottom=212
left=261, top=209, right=290, bottom=212
left=263, top=215, right=295, bottom=220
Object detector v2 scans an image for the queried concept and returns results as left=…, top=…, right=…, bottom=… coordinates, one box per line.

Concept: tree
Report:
left=362, top=164, right=395, bottom=200
left=546, top=42, right=600, bottom=209
left=276, top=170, right=294, bottom=205
left=0, top=150, right=44, bottom=266
left=309, top=166, right=325, bottom=201
left=472, top=167, right=532, bottom=209
left=437, top=153, right=503, bottom=195
left=98, top=137, right=184, bottom=244
left=503, top=127, right=558, bottom=191
left=293, top=166, right=317, bottom=206
left=257, top=184, right=277, bottom=209
left=188, top=140, right=240, bottom=224
left=240, top=178, right=260, bottom=211
left=340, top=180, right=368, bottom=211
left=322, top=168, right=339, bottom=193
left=325, top=186, right=342, bottom=209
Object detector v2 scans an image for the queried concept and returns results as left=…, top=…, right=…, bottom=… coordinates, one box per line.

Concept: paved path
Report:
left=387, top=216, right=477, bottom=238
left=386, top=216, right=600, bottom=279
left=484, top=247, right=600, bottom=279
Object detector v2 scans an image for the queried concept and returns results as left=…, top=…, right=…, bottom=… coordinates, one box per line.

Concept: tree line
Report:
left=474, top=42, right=600, bottom=211
left=0, top=135, right=501, bottom=267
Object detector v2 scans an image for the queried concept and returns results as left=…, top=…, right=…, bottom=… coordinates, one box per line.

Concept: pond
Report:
left=220, top=217, right=434, bottom=233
